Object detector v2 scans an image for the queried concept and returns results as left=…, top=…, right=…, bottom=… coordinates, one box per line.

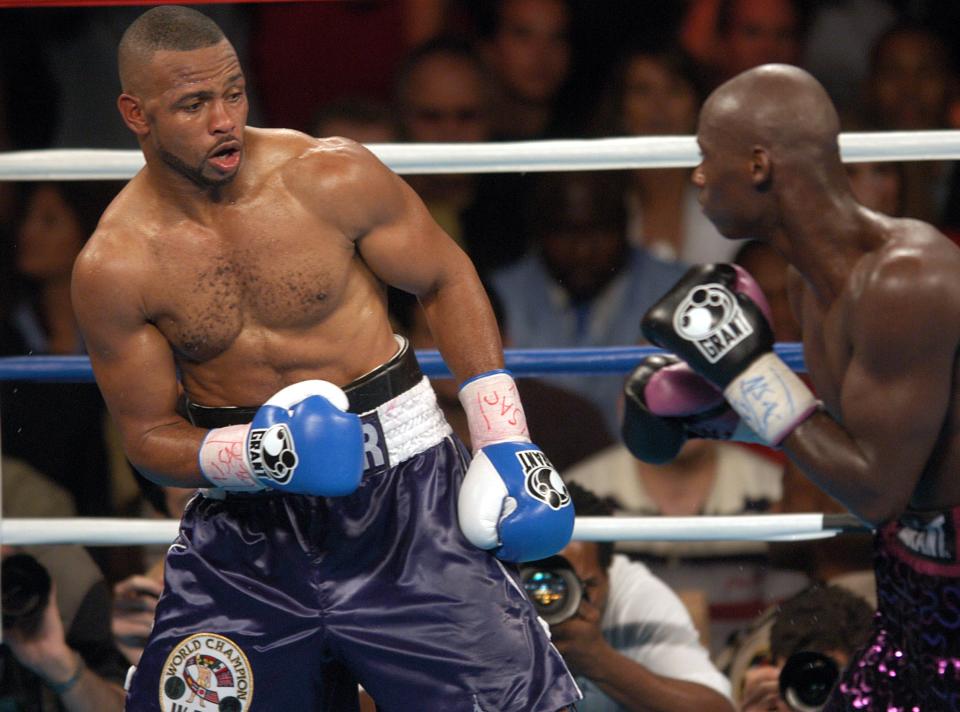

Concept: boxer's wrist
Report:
left=198, top=424, right=264, bottom=490
left=458, top=370, right=531, bottom=451
left=723, top=352, right=818, bottom=445
left=40, top=650, right=84, bottom=696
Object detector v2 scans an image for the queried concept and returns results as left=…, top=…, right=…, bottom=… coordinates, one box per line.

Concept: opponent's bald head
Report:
left=118, top=6, right=227, bottom=95
left=701, top=64, right=841, bottom=165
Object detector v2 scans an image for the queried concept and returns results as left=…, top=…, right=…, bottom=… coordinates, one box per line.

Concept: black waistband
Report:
left=184, top=338, right=423, bottom=429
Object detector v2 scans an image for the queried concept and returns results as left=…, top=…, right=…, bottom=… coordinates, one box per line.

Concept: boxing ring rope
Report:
left=1, top=345, right=874, bottom=544
left=1, top=130, right=960, bottom=180
left=5, top=126, right=929, bottom=546
left=0, top=513, right=867, bottom=547
left=0, top=344, right=806, bottom=381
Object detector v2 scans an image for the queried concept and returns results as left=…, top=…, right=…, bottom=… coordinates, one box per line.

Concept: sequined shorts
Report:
left=826, top=507, right=960, bottom=711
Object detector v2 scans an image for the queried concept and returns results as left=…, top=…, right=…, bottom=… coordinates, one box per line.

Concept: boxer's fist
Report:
left=199, top=380, right=364, bottom=496
left=458, top=441, right=575, bottom=563
left=641, top=264, right=816, bottom=444
left=622, top=353, right=761, bottom=463
left=641, top=263, right=775, bottom=386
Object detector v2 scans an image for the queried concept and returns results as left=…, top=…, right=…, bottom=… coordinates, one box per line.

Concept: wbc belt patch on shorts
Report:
left=159, top=633, right=253, bottom=712
left=517, top=450, right=570, bottom=510
left=673, top=283, right=754, bottom=363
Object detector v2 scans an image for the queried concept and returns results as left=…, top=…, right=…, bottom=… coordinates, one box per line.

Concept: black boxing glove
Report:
left=622, top=353, right=760, bottom=464
left=641, top=263, right=817, bottom=446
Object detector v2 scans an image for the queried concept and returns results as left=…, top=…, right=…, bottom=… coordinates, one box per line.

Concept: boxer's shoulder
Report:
left=865, top=221, right=960, bottom=296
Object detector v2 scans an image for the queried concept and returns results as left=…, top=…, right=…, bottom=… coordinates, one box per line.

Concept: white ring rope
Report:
left=0, top=132, right=885, bottom=547
left=1, top=514, right=867, bottom=547
left=2, top=131, right=960, bottom=181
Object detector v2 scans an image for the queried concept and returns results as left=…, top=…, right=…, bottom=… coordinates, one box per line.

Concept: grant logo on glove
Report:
left=673, top=283, right=754, bottom=363
left=248, top=423, right=299, bottom=484
left=517, top=450, right=569, bottom=510
left=198, top=379, right=365, bottom=496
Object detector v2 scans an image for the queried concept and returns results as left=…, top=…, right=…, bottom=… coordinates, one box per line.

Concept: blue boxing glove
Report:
left=641, top=263, right=817, bottom=445
left=457, top=371, right=575, bottom=562
left=622, top=353, right=763, bottom=464
left=198, top=380, right=364, bottom=496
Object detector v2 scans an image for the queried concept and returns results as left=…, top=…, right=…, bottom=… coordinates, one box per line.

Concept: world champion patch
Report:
left=159, top=633, right=253, bottom=712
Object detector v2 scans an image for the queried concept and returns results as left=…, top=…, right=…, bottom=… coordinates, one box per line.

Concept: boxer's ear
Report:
left=118, top=93, right=150, bottom=136
left=750, top=146, right=771, bottom=187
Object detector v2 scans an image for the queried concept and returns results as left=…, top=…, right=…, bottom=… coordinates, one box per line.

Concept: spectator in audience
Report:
left=800, top=0, right=897, bottom=112
left=846, top=160, right=905, bottom=217
left=1, top=456, right=130, bottom=711
left=564, top=435, right=797, bottom=656
left=0, top=23, right=60, bottom=320
left=862, top=21, right=960, bottom=233
left=389, top=286, right=612, bottom=471
left=593, top=46, right=733, bottom=264
left=111, top=472, right=196, bottom=666
left=249, top=1, right=449, bottom=131
left=1, top=181, right=125, bottom=518
left=535, top=482, right=735, bottom=712
left=310, top=96, right=398, bottom=144
left=489, top=169, right=686, bottom=437
left=680, top=0, right=803, bottom=89
left=716, top=460, right=876, bottom=704
left=738, top=585, right=874, bottom=712
left=476, top=0, right=573, bottom=140
left=395, top=37, right=530, bottom=276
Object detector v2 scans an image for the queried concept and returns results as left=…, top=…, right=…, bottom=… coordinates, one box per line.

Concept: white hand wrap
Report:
left=197, top=423, right=263, bottom=491
left=723, top=352, right=818, bottom=445
left=458, top=370, right=531, bottom=451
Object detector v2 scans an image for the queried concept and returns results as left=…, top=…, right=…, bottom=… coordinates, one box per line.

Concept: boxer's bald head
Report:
left=693, top=65, right=851, bottom=240
left=700, top=64, right=842, bottom=174
left=118, top=5, right=227, bottom=96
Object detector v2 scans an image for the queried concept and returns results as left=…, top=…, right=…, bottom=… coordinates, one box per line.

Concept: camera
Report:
left=1, top=553, right=52, bottom=636
left=778, top=650, right=840, bottom=712
left=519, top=555, right=583, bottom=625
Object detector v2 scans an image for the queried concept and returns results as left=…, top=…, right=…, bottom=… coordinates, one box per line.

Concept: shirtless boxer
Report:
left=623, top=64, right=960, bottom=710
left=71, top=7, right=579, bottom=711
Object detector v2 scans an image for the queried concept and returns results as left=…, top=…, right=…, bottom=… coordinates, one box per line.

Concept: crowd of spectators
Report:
left=1, top=0, right=959, bottom=709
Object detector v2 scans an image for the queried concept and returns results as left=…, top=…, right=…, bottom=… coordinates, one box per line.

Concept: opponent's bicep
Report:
left=840, top=287, right=956, bottom=498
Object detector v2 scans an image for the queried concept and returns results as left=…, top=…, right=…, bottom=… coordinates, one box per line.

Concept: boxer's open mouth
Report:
left=209, top=142, right=241, bottom=171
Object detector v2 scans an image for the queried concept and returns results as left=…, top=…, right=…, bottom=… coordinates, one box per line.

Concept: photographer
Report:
left=524, top=483, right=734, bottom=712
left=739, top=585, right=873, bottom=712
left=1, top=457, right=128, bottom=711
left=2, top=547, right=129, bottom=712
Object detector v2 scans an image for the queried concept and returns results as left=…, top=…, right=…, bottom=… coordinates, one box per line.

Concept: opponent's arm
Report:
left=782, top=256, right=958, bottom=525
left=642, top=257, right=958, bottom=526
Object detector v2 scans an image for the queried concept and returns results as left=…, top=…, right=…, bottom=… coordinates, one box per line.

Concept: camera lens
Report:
left=2, top=553, right=52, bottom=636
left=779, top=650, right=840, bottom=712
left=519, top=556, right=583, bottom=625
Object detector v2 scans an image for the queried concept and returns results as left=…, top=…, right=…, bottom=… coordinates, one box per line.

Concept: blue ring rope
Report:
left=0, top=343, right=805, bottom=382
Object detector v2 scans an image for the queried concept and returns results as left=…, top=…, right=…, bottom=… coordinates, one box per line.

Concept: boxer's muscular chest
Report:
left=145, top=195, right=353, bottom=363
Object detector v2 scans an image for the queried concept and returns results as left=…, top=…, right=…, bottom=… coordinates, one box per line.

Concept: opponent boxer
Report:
left=71, top=7, right=579, bottom=711
left=624, top=63, right=960, bottom=710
